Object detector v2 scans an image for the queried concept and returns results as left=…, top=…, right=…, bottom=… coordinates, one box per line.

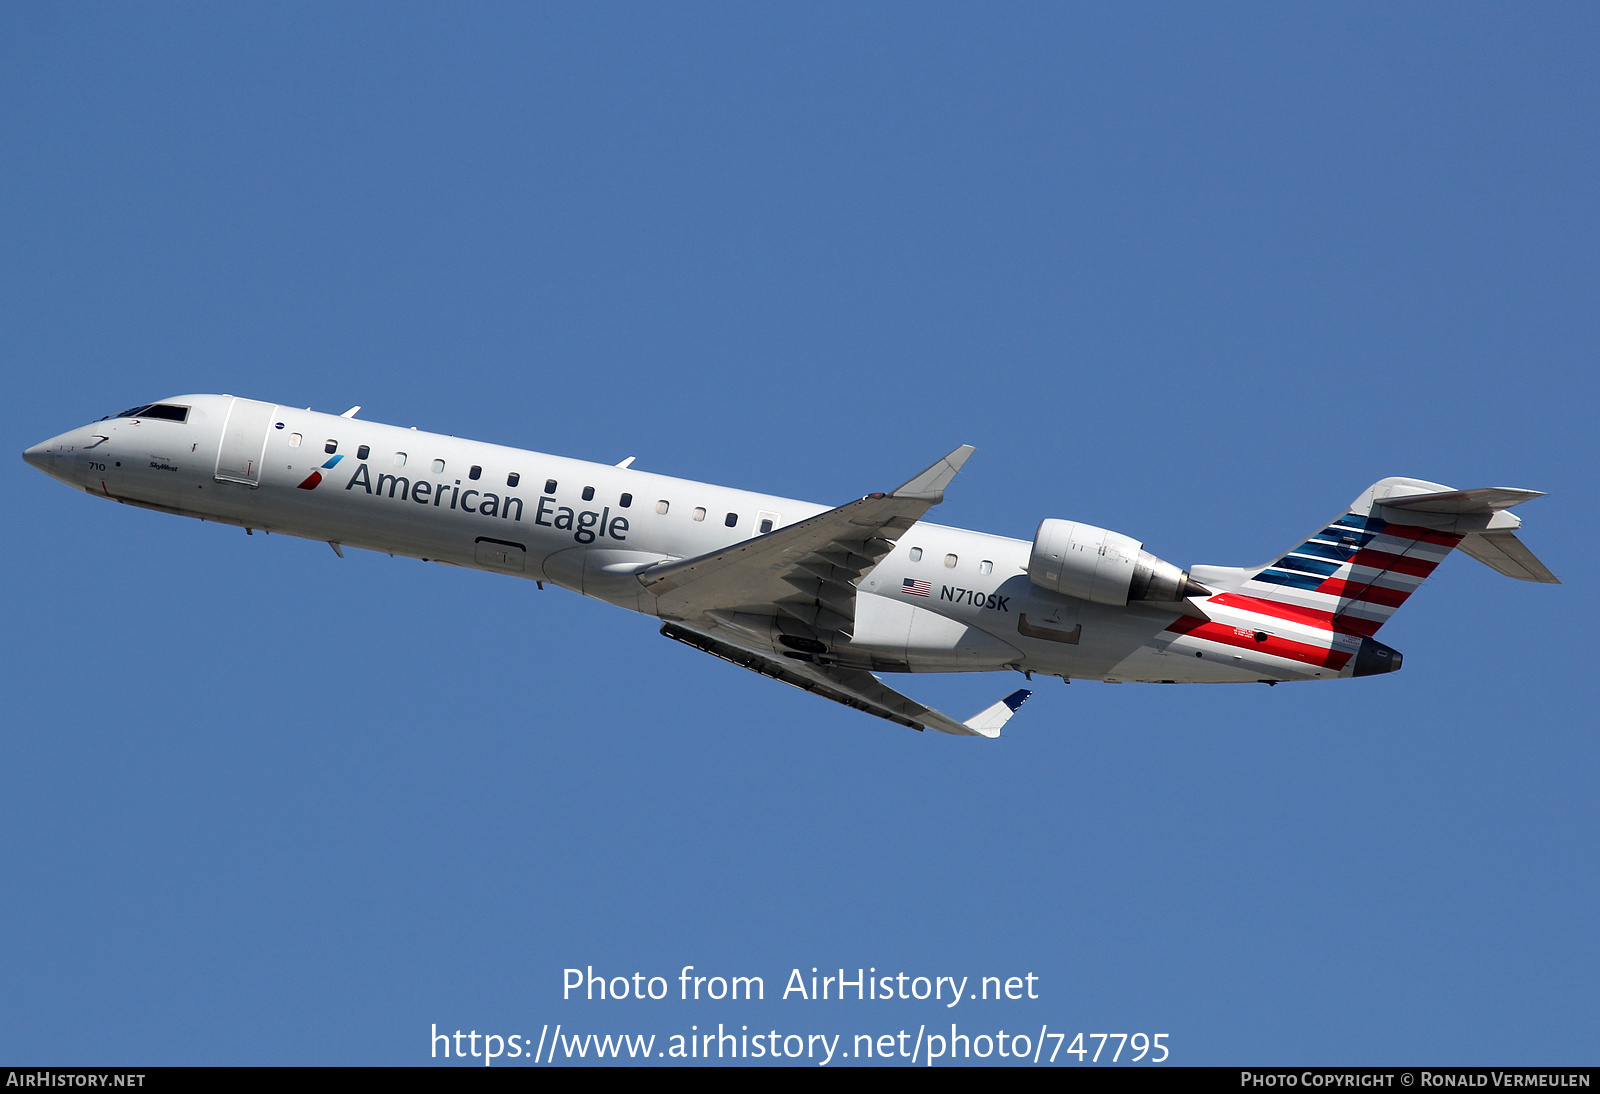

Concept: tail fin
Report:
left=1190, top=477, right=1557, bottom=638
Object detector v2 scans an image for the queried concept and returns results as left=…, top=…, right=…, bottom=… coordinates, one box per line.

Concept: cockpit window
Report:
left=109, top=403, right=189, bottom=423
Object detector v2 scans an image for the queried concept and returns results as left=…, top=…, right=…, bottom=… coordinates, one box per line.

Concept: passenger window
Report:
left=469, top=465, right=481, bottom=481
left=725, top=513, right=738, bottom=528
left=431, top=459, right=445, bottom=473
left=944, top=554, right=958, bottom=568
left=909, top=547, right=922, bottom=562
left=506, top=472, right=520, bottom=487
left=357, top=445, right=370, bottom=460
left=619, top=493, right=632, bottom=508
left=394, top=452, right=407, bottom=467
left=656, top=500, right=669, bottom=515
left=692, top=507, right=706, bottom=522
left=544, top=479, right=557, bottom=494
left=325, top=440, right=338, bottom=454
left=582, top=486, right=595, bottom=501
left=980, top=560, right=993, bottom=575
left=288, top=433, right=303, bottom=449
left=759, top=519, right=773, bottom=534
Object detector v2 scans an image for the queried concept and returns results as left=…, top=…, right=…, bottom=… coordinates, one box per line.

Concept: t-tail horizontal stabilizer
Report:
left=1377, top=486, right=1559, bottom=584
left=1454, top=532, right=1559, bottom=584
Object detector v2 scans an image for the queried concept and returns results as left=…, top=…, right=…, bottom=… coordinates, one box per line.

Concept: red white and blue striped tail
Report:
left=1196, top=477, right=1556, bottom=641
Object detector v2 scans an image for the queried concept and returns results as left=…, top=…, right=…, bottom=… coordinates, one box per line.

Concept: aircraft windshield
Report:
left=101, top=403, right=189, bottom=423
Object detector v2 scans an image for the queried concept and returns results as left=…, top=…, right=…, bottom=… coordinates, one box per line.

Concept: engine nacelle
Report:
left=1028, top=519, right=1208, bottom=606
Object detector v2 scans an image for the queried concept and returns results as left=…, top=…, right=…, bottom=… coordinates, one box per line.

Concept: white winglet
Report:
left=892, top=444, right=975, bottom=502
left=340, top=406, right=361, bottom=418
left=963, top=688, right=1032, bottom=739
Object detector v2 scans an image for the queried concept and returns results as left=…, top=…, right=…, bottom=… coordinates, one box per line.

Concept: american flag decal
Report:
left=902, top=577, right=932, bottom=597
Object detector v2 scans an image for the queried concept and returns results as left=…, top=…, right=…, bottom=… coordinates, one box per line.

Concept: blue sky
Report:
left=3, top=3, right=1595, bottom=1065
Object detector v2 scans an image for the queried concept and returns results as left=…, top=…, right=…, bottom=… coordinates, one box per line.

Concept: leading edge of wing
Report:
left=660, top=622, right=1030, bottom=737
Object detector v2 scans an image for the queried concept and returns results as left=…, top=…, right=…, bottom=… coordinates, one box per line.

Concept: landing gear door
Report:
left=214, top=398, right=278, bottom=487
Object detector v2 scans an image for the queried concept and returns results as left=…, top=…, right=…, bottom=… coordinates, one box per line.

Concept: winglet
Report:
left=893, top=445, right=976, bottom=503
left=962, top=688, right=1032, bottom=739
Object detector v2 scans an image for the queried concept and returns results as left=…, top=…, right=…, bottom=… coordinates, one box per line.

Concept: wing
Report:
left=638, top=445, right=974, bottom=634
left=661, top=622, right=1030, bottom=737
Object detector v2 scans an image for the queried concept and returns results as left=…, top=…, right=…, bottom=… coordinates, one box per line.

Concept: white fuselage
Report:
left=26, top=394, right=1335, bottom=685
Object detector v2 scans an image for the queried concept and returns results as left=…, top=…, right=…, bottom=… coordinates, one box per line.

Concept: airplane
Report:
left=25, top=395, right=1559, bottom=737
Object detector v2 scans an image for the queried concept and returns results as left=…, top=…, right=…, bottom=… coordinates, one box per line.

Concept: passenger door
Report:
left=214, top=398, right=278, bottom=487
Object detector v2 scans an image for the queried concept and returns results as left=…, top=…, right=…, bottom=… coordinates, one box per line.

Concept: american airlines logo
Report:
left=340, top=462, right=629, bottom=544
left=296, top=453, right=342, bottom=489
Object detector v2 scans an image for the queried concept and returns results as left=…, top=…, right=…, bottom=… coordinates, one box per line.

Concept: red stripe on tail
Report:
left=1316, top=577, right=1411, bottom=608
left=1166, top=616, right=1353, bottom=670
left=1207, top=593, right=1382, bottom=637
left=1348, top=548, right=1440, bottom=578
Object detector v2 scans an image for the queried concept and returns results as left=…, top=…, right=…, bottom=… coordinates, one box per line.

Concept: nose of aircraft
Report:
left=23, top=431, right=85, bottom=487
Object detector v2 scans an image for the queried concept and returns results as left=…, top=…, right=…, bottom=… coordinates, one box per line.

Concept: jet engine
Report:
left=1028, top=518, right=1210, bottom=606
